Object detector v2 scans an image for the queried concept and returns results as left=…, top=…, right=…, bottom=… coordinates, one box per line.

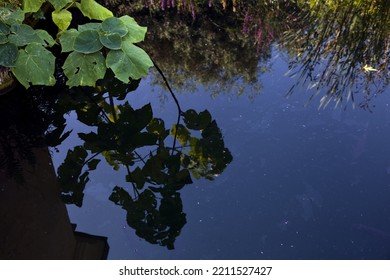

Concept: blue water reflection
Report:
left=54, top=49, right=390, bottom=259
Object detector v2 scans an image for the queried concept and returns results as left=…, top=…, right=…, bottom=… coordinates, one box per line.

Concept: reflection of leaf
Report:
left=171, top=123, right=190, bottom=145
left=87, top=158, right=101, bottom=170
left=109, top=186, right=186, bottom=250
left=183, top=109, right=212, bottom=130
left=147, top=118, right=169, bottom=140
left=58, top=146, right=89, bottom=207
left=126, top=167, right=145, bottom=189
left=56, top=93, right=233, bottom=249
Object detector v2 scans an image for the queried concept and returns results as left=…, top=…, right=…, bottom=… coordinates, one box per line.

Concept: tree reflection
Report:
left=104, top=0, right=390, bottom=107
left=55, top=76, right=232, bottom=249
left=103, top=0, right=294, bottom=98
left=282, top=0, right=390, bottom=109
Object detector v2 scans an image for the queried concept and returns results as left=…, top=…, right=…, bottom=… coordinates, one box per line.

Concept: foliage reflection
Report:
left=283, top=0, right=390, bottom=109
left=105, top=0, right=390, bottom=107
left=56, top=77, right=232, bottom=249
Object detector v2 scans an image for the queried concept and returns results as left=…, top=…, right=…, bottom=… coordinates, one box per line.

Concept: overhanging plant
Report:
left=0, top=0, right=153, bottom=88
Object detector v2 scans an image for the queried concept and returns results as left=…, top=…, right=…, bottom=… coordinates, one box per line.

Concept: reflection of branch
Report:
left=82, top=151, right=101, bottom=168
left=86, top=92, right=112, bottom=123
left=125, top=165, right=140, bottom=198
left=150, top=57, right=182, bottom=155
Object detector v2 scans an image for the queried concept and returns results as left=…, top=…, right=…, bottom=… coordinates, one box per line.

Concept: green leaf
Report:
left=0, top=43, right=18, bottom=67
left=35, top=29, right=56, bottom=47
left=62, top=51, right=106, bottom=87
left=49, top=0, right=73, bottom=10
left=52, top=9, right=72, bottom=31
left=0, top=22, right=10, bottom=35
left=73, top=30, right=103, bottom=54
left=106, top=43, right=153, bottom=82
left=22, top=0, right=46, bottom=12
left=78, top=22, right=101, bottom=32
left=99, top=32, right=122, bottom=49
left=0, top=34, right=8, bottom=44
left=101, top=17, right=128, bottom=37
left=119, top=15, right=147, bottom=43
left=11, top=43, right=56, bottom=88
left=58, top=29, right=78, bottom=52
left=0, top=7, right=25, bottom=25
left=8, top=24, right=42, bottom=46
left=76, top=0, right=113, bottom=21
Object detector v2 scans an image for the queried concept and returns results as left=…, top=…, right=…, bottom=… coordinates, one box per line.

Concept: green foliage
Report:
left=75, top=0, right=112, bottom=20
left=0, top=0, right=153, bottom=88
left=62, top=51, right=106, bottom=87
left=51, top=9, right=72, bottom=31
left=12, top=42, right=56, bottom=87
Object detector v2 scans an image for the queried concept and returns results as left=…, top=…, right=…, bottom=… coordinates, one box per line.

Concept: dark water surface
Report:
left=52, top=48, right=390, bottom=259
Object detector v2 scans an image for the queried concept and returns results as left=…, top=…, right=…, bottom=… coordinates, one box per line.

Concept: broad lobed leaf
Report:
left=62, top=51, right=106, bottom=87
left=11, top=42, right=56, bottom=88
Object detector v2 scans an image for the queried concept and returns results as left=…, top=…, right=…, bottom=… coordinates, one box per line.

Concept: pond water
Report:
left=2, top=1, right=390, bottom=260
left=53, top=48, right=390, bottom=259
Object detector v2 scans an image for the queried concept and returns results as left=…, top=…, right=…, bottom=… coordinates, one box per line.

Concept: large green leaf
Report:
left=59, top=29, right=78, bottom=52
left=8, top=24, right=42, bottom=46
left=73, top=30, right=103, bottom=54
left=52, top=9, right=72, bottom=31
left=0, top=43, right=18, bottom=67
left=62, top=51, right=106, bottom=87
left=106, top=43, right=153, bottom=82
left=11, top=43, right=56, bottom=88
left=49, top=0, right=73, bottom=10
left=22, top=0, right=46, bottom=12
left=76, top=0, right=113, bottom=21
left=119, top=15, right=147, bottom=43
left=101, top=17, right=128, bottom=37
